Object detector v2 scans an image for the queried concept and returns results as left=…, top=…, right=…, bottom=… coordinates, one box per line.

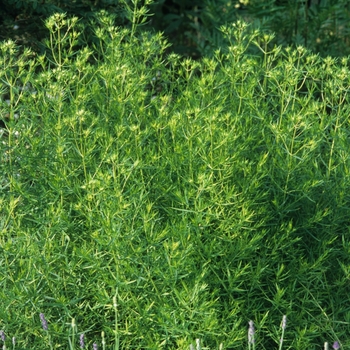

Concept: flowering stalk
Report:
left=80, top=333, right=85, bottom=349
left=0, top=330, right=5, bottom=350
left=248, top=320, right=255, bottom=350
left=68, top=318, right=77, bottom=350
left=39, top=313, right=53, bottom=350
left=278, top=315, right=287, bottom=350
left=113, top=291, right=119, bottom=350
left=101, top=331, right=106, bottom=350
left=39, top=313, right=48, bottom=331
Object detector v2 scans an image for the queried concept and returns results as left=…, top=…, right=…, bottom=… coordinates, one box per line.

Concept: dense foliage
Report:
left=1, top=10, right=350, bottom=348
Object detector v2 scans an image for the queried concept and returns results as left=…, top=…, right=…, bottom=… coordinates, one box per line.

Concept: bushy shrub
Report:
left=0, top=10, right=349, bottom=349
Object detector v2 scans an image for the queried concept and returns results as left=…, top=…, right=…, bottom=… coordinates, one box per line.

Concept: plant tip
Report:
left=80, top=333, right=85, bottom=348
left=248, top=320, right=255, bottom=344
left=282, top=315, right=287, bottom=330
left=333, top=341, right=340, bottom=350
left=39, top=313, right=48, bottom=331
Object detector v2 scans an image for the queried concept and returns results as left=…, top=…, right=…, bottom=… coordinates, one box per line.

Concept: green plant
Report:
left=120, top=0, right=154, bottom=37
left=1, top=8, right=350, bottom=349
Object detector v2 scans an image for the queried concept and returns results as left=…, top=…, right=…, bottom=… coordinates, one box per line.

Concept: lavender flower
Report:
left=80, top=333, right=85, bottom=348
left=39, top=313, right=48, bottom=331
left=0, top=330, right=5, bottom=342
left=93, top=343, right=98, bottom=350
left=333, top=341, right=340, bottom=350
left=248, top=320, right=255, bottom=344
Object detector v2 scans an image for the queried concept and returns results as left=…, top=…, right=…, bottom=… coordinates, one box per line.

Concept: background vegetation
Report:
left=1, top=0, right=350, bottom=57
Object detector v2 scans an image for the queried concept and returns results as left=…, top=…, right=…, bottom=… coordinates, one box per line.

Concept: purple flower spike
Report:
left=40, top=313, right=48, bottom=331
left=80, top=333, right=85, bottom=348
left=93, top=343, right=98, bottom=350
left=333, top=341, right=340, bottom=350
left=0, top=330, right=5, bottom=342
left=248, top=320, right=255, bottom=344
